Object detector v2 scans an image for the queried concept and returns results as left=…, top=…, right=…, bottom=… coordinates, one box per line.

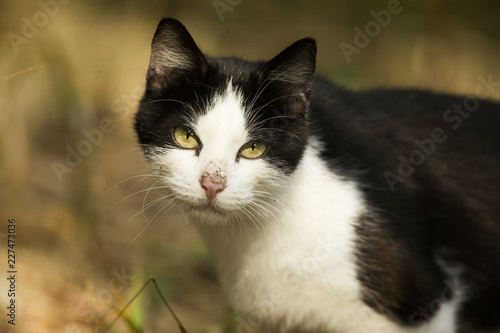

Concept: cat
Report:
left=134, top=18, right=500, bottom=333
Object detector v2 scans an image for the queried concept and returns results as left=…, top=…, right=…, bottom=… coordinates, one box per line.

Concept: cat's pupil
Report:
left=186, top=130, right=192, bottom=140
left=251, top=142, right=256, bottom=151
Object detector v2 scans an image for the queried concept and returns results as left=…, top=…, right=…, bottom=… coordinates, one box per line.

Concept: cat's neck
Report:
left=190, top=141, right=364, bottom=270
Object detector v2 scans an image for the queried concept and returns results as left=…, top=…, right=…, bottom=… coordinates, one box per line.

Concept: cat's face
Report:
left=135, top=18, right=316, bottom=222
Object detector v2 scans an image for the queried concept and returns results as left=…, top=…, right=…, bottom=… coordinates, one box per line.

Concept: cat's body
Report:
left=134, top=18, right=500, bottom=333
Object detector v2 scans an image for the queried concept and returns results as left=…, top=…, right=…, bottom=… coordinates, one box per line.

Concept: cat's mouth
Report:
left=184, top=200, right=228, bottom=216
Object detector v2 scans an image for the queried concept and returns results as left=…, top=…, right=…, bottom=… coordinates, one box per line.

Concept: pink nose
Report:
left=201, top=181, right=225, bottom=200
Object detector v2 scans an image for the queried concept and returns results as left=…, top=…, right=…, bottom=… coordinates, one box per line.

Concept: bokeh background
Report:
left=1, top=0, right=500, bottom=332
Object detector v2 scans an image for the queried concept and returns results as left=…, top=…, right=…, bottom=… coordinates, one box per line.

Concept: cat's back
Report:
left=308, top=75, right=500, bottom=209
left=309, top=76, right=500, bottom=159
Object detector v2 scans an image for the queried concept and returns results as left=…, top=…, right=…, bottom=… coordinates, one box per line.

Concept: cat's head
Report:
left=135, top=18, right=316, bottom=223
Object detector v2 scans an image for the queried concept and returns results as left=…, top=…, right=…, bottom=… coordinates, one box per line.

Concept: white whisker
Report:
left=107, top=173, right=163, bottom=193
left=124, top=192, right=175, bottom=224
left=112, top=185, right=171, bottom=208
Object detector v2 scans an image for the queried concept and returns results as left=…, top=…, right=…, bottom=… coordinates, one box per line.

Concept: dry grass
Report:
left=1, top=1, right=499, bottom=332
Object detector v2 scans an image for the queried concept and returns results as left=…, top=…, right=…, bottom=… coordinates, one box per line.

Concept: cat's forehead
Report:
left=194, top=81, right=250, bottom=150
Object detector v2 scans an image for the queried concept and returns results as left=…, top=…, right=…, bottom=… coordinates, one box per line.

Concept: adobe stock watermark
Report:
left=339, top=0, right=411, bottom=64
left=51, top=118, right=116, bottom=182
left=384, top=74, right=500, bottom=192
left=234, top=234, right=337, bottom=332
left=7, top=0, right=72, bottom=54
left=269, top=106, right=292, bottom=130
left=213, top=0, right=243, bottom=21
left=52, top=85, right=143, bottom=182
left=408, top=275, right=467, bottom=327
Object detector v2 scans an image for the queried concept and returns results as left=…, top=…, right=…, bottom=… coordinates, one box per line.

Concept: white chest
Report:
left=196, top=147, right=457, bottom=333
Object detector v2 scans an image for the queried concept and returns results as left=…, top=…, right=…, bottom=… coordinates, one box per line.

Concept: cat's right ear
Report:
left=258, top=38, right=316, bottom=114
left=147, top=18, right=207, bottom=88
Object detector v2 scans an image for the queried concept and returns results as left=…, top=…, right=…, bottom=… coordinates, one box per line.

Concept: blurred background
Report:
left=1, top=0, right=500, bottom=332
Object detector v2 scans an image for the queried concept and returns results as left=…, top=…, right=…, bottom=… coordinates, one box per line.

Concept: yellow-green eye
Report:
left=239, top=141, right=267, bottom=159
left=173, top=127, right=200, bottom=149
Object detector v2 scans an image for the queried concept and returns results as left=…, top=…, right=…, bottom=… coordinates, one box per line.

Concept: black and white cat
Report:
left=134, top=18, right=500, bottom=333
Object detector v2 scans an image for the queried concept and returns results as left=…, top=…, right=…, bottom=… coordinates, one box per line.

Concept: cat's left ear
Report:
left=147, top=18, right=207, bottom=88
left=259, top=38, right=316, bottom=104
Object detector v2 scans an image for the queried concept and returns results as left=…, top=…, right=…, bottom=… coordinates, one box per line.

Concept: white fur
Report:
left=416, top=299, right=460, bottom=333
left=151, top=82, right=460, bottom=332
